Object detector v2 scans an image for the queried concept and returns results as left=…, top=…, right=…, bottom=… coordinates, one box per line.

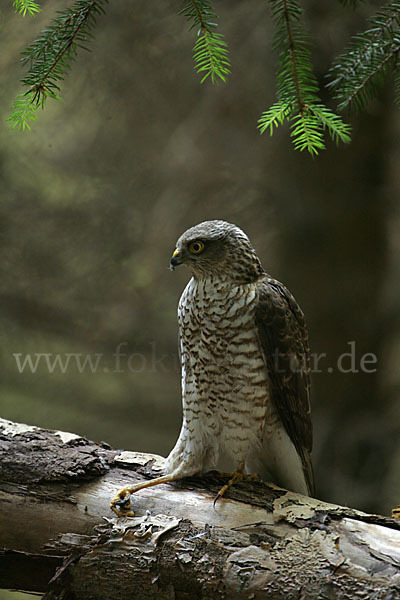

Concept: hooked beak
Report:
left=170, top=248, right=183, bottom=271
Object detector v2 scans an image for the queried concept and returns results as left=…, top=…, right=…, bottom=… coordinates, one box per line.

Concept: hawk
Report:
left=111, top=220, right=314, bottom=515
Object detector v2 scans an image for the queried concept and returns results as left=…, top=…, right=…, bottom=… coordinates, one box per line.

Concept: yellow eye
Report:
left=189, top=241, right=205, bottom=254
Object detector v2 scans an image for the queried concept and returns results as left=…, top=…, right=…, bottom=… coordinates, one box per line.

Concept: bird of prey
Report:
left=111, top=220, right=314, bottom=515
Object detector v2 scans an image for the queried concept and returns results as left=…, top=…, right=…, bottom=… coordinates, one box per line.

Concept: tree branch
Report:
left=1, top=417, right=400, bottom=599
left=282, top=0, right=304, bottom=115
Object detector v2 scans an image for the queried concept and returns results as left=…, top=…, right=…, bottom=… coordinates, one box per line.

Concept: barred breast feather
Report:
left=164, top=273, right=313, bottom=498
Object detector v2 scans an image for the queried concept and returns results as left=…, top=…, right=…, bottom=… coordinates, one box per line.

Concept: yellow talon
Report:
left=110, top=473, right=181, bottom=517
left=214, top=471, right=259, bottom=506
left=392, top=505, right=400, bottom=519
left=110, top=487, right=135, bottom=517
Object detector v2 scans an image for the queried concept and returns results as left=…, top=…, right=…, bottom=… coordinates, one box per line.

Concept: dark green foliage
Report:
left=180, top=1, right=230, bottom=83
left=8, top=0, right=107, bottom=130
left=8, top=0, right=400, bottom=153
left=329, top=2, right=400, bottom=110
left=258, top=0, right=351, bottom=155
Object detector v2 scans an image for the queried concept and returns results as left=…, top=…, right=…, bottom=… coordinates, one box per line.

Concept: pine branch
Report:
left=328, top=2, right=400, bottom=110
left=13, top=0, right=40, bottom=17
left=281, top=5, right=307, bottom=114
left=258, top=0, right=351, bottom=155
left=7, top=0, right=107, bottom=130
left=180, top=0, right=230, bottom=84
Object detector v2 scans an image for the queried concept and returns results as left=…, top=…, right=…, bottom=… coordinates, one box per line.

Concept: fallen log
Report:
left=0, top=417, right=399, bottom=599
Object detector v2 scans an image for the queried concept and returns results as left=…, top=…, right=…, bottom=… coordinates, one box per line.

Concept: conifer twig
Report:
left=258, top=0, right=351, bottom=154
left=180, top=0, right=230, bottom=84
left=282, top=0, right=304, bottom=115
left=8, top=0, right=107, bottom=130
left=329, top=2, right=400, bottom=110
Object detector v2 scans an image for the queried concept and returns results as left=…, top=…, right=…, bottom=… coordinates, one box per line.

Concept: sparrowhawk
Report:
left=111, top=220, right=314, bottom=515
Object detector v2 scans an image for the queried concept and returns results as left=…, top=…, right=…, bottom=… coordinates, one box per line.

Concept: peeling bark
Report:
left=0, top=417, right=400, bottom=599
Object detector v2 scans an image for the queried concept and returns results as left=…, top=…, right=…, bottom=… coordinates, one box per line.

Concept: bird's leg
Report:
left=214, top=463, right=258, bottom=506
left=110, top=474, right=181, bottom=517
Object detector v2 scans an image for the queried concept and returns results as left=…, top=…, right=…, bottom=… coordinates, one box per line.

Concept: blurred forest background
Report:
left=1, top=0, right=400, bottom=530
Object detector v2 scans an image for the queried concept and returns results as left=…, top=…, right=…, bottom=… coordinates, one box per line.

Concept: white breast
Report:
left=177, top=276, right=271, bottom=473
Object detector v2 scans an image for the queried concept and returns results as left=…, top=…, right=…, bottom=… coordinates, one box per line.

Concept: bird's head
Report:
left=170, top=220, right=264, bottom=282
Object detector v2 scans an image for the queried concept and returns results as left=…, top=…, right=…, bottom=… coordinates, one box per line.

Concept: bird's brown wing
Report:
left=255, top=276, right=314, bottom=495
